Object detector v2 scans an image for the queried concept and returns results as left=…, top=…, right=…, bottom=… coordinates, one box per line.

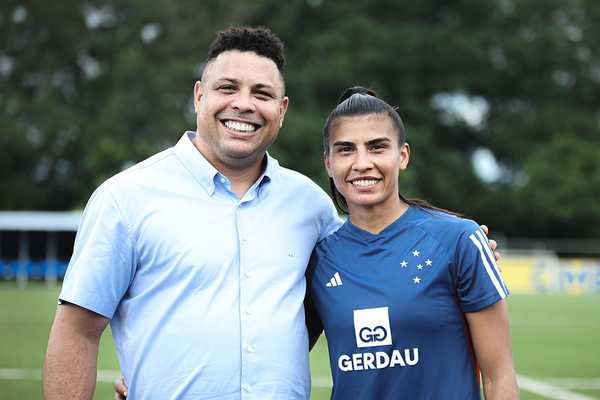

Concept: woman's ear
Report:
left=399, top=142, right=410, bottom=170
left=324, top=153, right=333, bottom=177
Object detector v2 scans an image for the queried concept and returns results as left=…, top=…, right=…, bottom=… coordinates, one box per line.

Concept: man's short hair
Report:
left=206, top=26, right=285, bottom=72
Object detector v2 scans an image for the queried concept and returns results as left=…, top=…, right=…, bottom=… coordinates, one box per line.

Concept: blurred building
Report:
left=0, top=212, right=80, bottom=286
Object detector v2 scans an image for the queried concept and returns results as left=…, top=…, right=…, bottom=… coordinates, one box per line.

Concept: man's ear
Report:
left=279, top=96, right=289, bottom=127
left=193, top=81, right=203, bottom=112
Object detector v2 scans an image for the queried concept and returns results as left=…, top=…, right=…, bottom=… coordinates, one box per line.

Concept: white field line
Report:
left=546, top=378, right=600, bottom=390
left=311, top=375, right=332, bottom=387
left=517, top=375, right=598, bottom=400
left=1, top=368, right=599, bottom=399
left=0, top=368, right=120, bottom=383
left=314, top=374, right=600, bottom=400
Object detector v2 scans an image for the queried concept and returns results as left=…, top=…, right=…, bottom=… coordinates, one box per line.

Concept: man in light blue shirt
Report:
left=43, top=26, right=340, bottom=400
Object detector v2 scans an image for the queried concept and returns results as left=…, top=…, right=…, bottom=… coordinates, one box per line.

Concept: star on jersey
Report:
left=404, top=251, right=432, bottom=285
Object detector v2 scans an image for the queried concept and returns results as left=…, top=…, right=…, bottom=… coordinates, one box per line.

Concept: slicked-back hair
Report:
left=323, top=86, right=405, bottom=156
left=205, top=26, right=285, bottom=72
left=323, top=86, right=461, bottom=217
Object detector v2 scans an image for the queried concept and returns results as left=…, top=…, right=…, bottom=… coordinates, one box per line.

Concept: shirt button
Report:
left=246, top=345, right=254, bottom=353
left=244, top=271, right=253, bottom=278
left=242, top=384, right=250, bottom=393
left=244, top=308, right=252, bottom=316
left=219, top=177, right=226, bottom=183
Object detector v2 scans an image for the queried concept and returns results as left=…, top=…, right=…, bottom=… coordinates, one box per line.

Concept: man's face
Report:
left=193, top=50, right=288, bottom=171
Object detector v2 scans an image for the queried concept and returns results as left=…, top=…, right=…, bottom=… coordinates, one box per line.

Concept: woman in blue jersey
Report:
left=305, top=86, right=518, bottom=399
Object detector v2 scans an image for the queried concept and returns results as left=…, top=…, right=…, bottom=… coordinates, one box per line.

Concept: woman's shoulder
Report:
left=414, top=208, right=480, bottom=243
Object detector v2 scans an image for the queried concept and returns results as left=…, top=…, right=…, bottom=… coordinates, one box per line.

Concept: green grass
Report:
left=1, top=283, right=599, bottom=399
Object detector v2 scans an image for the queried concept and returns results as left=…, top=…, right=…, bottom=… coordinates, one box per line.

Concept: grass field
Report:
left=1, top=282, right=599, bottom=399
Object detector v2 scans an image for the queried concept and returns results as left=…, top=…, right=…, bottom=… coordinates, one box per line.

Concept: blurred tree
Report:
left=269, top=0, right=600, bottom=238
left=1, top=0, right=599, bottom=238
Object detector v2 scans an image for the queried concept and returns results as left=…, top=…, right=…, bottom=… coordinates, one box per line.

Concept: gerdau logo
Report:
left=338, top=348, right=419, bottom=372
left=338, top=307, right=419, bottom=372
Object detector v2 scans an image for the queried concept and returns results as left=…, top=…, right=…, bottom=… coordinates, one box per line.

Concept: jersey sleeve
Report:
left=454, top=221, right=509, bottom=313
left=59, top=183, right=136, bottom=319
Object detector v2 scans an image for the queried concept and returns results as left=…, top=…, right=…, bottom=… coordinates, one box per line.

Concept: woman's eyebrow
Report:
left=332, top=141, right=355, bottom=147
left=365, top=138, right=391, bottom=146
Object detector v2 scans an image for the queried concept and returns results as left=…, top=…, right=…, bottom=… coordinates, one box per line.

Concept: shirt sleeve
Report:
left=454, top=221, right=509, bottom=313
left=317, top=195, right=343, bottom=242
left=59, top=183, right=136, bottom=319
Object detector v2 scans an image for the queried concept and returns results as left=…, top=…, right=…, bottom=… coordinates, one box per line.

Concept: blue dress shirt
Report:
left=60, top=131, right=342, bottom=399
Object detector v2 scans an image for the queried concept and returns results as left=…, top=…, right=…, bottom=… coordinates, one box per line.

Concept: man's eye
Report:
left=255, top=92, right=273, bottom=100
left=219, top=85, right=235, bottom=92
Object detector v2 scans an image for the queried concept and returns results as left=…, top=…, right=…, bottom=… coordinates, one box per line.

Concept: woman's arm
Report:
left=465, top=300, right=519, bottom=400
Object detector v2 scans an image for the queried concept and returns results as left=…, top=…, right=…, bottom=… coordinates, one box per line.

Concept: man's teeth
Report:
left=224, top=120, right=256, bottom=132
left=352, top=179, right=379, bottom=187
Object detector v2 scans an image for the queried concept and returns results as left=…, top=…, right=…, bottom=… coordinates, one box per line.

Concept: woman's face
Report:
left=325, top=113, right=410, bottom=215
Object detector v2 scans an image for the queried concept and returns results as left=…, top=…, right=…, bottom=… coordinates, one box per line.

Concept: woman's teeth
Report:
left=352, top=179, right=378, bottom=187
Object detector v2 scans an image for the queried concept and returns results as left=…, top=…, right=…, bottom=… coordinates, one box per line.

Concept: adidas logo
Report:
left=326, top=272, right=343, bottom=287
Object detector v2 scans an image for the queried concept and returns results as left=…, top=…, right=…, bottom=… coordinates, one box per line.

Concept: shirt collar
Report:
left=173, top=131, right=279, bottom=197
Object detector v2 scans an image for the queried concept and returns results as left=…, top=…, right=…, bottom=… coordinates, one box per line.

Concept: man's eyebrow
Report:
left=253, top=83, right=275, bottom=89
left=252, top=83, right=280, bottom=95
left=213, top=77, right=239, bottom=84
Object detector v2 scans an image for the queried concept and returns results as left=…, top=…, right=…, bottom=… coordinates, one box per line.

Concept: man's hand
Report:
left=480, top=225, right=501, bottom=262
left=114, top=377, right=128, bottom=400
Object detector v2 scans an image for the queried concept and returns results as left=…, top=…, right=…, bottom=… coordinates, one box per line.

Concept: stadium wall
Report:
left=502, top=253, right=600, bottom=294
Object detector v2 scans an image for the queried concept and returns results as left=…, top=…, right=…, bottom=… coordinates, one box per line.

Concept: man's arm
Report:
left=304, top=293, right=323, bottom=351
left=466, top=300, right=519, bottom=400
left=43, top=303, right=109, bottom=400
left=480, top=225, right=500, bottom=262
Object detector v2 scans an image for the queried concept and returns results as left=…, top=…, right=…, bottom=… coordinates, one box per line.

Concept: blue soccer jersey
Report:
left=306, top=206, right=509, bottom=399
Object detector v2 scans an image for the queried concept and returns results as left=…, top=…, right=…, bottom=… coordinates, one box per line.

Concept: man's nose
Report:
left=231, top=90, right=256, bottom=113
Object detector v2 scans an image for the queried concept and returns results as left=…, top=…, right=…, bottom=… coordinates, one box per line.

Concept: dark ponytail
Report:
left=323, top=86, right=461, bottom=217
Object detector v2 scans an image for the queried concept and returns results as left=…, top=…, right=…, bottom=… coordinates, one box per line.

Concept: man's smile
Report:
left=219, top=118, right=264, bottom=137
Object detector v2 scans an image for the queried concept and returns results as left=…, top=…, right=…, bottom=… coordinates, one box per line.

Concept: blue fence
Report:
left=0, top=260, right=69, bottom=280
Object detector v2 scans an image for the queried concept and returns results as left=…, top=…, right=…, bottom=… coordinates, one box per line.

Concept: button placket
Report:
left=238, top=206, right=255, bottom=398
